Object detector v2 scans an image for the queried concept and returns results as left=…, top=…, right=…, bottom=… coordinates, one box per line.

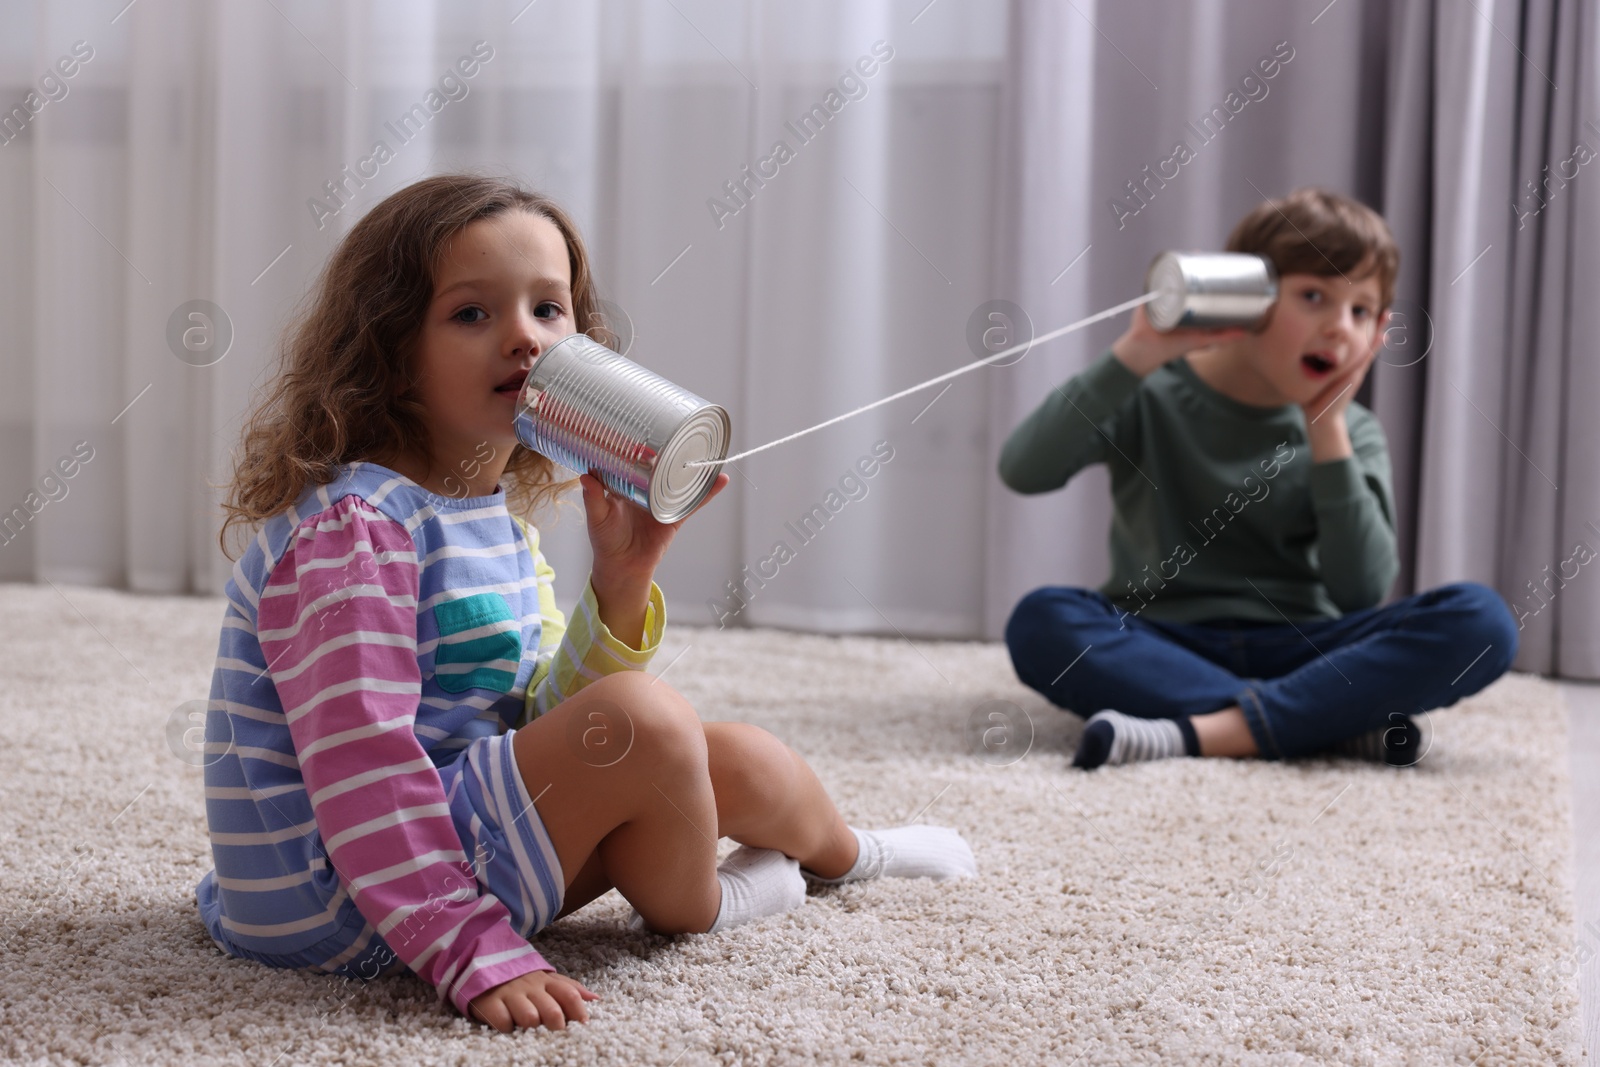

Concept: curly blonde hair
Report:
left=219, top=174, right=618, bottom=561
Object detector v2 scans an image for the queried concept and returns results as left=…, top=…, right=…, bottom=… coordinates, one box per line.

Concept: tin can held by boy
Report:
left=1145, top=251, right=1278, bottom=331
left=511, top=333, right=730, bottom=524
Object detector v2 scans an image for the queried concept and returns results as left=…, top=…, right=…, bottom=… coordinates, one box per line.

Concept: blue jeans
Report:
left=1004, top=582, right=1519, bottom=760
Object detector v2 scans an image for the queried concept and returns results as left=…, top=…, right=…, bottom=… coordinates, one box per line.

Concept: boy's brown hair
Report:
left=1226, top=187, right=1400, bottom=311
left=219, top=174, right=617, bottom=561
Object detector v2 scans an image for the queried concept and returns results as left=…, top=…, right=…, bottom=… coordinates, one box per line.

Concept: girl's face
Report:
left=409, top=209, right=575, bottom=482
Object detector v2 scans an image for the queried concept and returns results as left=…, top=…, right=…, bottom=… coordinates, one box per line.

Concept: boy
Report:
left=1000, top=188, right=1517, bottom=769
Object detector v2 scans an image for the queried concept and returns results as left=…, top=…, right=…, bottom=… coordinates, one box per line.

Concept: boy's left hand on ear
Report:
left=581, top=471, right=730, bottom=584
left=1301, top=309, right=1391, bottom=426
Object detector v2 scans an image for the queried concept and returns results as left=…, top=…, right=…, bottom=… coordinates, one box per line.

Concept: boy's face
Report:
left=1245, top=268, right=1386, bottom=406
left=411, top=209, right=575, bottom=470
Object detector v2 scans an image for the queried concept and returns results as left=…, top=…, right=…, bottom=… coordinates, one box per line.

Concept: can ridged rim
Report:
left=1145, top=252, right=1188, bottom=332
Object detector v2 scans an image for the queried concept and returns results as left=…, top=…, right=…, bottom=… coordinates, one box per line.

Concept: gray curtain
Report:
left=1376, top=0, right=1600, bottom=679
left=988, top=0, right=1599, bottom=679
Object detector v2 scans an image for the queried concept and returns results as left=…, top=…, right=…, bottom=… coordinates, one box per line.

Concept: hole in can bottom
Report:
left=650, top=407, right=729, bottom=523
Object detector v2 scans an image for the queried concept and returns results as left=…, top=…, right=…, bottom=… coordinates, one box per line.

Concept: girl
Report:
left=196, top=174, right=976, bottom=1034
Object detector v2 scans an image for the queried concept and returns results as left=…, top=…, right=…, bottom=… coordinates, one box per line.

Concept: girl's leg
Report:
left=551, top=853, right=611, bottom=921
left=696, top=723, right=973, bottom=883
left=698, top=722, right=857, bottom=878
left=552, top=720, right=972, bottom=919
left=554, top=722, right=857, bottom=919
left=510, top=670, right=721, bottom=933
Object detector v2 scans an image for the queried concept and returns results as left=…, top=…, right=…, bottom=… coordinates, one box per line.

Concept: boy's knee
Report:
left=1006, top=586, right=1097, bottom=647
left=1005, top=588, right=1049, bottom=647
left=1005, top=587, right=1112, bottom=703
left=1435, top=581, right=1519, bottom=679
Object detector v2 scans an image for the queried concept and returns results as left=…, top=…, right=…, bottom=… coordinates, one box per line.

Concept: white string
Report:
left=685, top=291, right=1159, bottom=468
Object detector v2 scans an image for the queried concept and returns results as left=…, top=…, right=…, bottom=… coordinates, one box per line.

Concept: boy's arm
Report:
left=997, top=350, right=1144, bottom=493
left=515, top=519, right=664, bottom=728
left=999, top=313, right=1253, bottom=493
left=258, top=496, right=553, bottom=1018
left=1308, top=410, right=1400, bottom=611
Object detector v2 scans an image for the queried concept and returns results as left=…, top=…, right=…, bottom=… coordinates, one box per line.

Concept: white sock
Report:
left=627, top=846, right=806, bottom=932
left=805, top=825, right=977, bottom=885
left=708, top=846, right=806, bottom=931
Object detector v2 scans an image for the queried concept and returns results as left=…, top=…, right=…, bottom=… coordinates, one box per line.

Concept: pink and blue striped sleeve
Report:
left=257, top=495, right=553, bottom=1017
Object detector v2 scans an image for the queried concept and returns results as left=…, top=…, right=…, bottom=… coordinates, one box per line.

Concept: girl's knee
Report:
left=705, top=722, right=795, bottom=812
left=580, top=671, right=707, bottom=773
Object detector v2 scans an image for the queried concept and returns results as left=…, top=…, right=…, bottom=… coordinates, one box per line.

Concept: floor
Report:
left=1566, top=679, right=1600, bottom=1059
left=1, top=581, right=1586, bottom=1064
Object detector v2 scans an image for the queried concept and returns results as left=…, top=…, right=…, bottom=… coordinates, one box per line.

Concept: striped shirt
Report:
left=195, top=462, right=664, bottom=1016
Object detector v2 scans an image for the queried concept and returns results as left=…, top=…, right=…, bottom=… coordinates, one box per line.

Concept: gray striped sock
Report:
left=1074, top=709, right=1186, bottom=768
left=1332, top=726, right=1388, bottom=761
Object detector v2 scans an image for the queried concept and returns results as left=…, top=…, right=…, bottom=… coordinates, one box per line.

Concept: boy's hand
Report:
left=1300, top=309, right=1390, bottom=462
left=1300, top=308, right=1390, bottom=427
left=1111, top=305, right=1250, bottom=378
left=468, top=969, right=600, bottom=1033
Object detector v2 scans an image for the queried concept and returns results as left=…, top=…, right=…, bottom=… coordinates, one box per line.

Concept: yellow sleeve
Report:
left=513, top=517, right=666, bottom=728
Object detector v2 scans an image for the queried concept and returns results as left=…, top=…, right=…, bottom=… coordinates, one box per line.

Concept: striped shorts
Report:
left=198, top=727, right=564, bottom=978
left=436, top=727, right=566, bottom=940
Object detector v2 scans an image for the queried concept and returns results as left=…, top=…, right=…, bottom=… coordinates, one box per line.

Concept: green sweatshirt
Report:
left=998, top=350, right=1399, bottom=624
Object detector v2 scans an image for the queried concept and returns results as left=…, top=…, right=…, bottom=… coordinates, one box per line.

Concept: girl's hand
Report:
left=468, top=969, right=599, bottom=1033
left=582, top=470, right=729, bottom=583
left=582, top=470, right=730, bottom=646
left=1111, top=304, right=1250, bottom=378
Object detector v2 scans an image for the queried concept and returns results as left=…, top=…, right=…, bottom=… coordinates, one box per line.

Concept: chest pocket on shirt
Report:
left=432, top=592, right=523, bottom=694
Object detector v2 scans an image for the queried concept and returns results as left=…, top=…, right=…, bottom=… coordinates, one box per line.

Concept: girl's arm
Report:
left=259, top=495, right=553, bottom=1018
left=513, top=517, right=664, bottom=728
left=517, top=469, right=728, bottom=725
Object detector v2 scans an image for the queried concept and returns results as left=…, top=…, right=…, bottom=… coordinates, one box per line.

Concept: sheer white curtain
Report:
left=0, top=0, right=1009, bottom=641
left=7, top=0, right=1594, bottom=677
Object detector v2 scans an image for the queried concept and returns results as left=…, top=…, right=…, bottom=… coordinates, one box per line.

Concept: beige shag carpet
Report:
left=0, top=582, right=1583, bottom=1065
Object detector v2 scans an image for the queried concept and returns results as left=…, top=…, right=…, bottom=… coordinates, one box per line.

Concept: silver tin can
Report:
left=512, top=334, right=730, bottom=523
left=1144, top=252, right=1278, bottom=332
